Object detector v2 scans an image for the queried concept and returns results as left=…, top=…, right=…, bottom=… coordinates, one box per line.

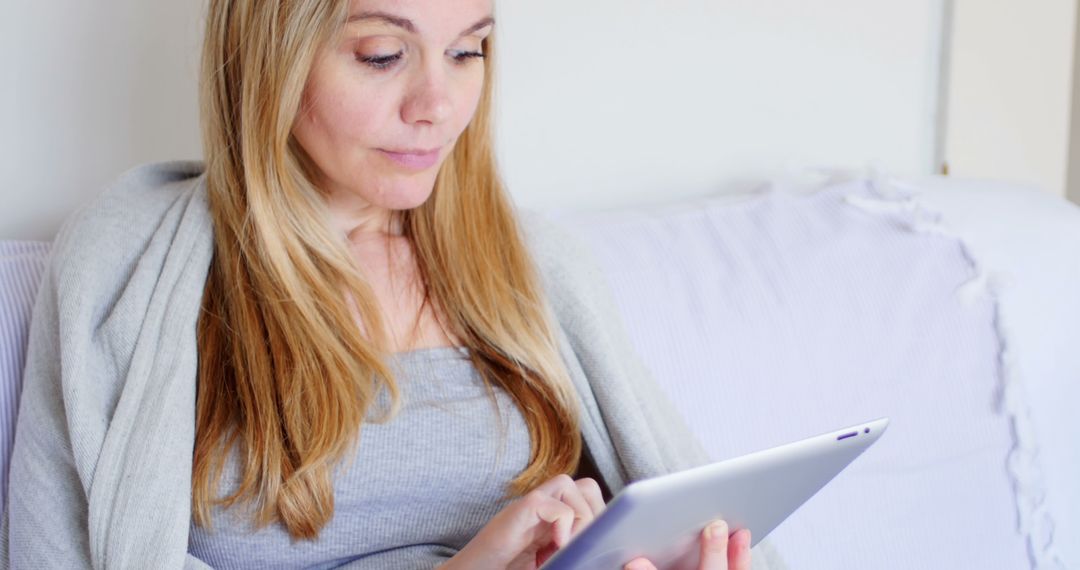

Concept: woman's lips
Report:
left=378, top=147, right=442, bottom=170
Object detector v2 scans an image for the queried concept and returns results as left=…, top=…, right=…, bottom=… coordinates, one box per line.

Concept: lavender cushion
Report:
left=0, top=242, right=50, bottom=511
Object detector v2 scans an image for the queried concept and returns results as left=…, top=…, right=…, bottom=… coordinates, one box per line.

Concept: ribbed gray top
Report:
left=187, top=346, right=532, bottom=569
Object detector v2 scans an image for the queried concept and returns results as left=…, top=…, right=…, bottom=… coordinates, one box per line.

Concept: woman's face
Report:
left=293, top=0, right=493, bottom=221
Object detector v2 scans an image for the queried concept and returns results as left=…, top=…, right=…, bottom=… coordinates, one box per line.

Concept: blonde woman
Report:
left=2, top=1, right=785, bottom=569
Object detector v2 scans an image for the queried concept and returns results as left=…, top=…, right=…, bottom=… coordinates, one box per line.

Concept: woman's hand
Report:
left=623, top=520, right=752, bottom=570
left=439, top=474, right=606, bottom=570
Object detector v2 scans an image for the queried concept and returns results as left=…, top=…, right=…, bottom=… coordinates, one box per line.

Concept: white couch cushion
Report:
left=553, top=179, right=1036, bottom=569
left=0, top=242, right=50, bottom=511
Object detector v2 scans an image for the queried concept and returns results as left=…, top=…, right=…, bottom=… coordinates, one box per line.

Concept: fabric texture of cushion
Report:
left=0, top=242, right=50, bottom=511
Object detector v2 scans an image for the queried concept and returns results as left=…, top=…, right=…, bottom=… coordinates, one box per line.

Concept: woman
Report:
left=2, top=1, right=785, bottom=569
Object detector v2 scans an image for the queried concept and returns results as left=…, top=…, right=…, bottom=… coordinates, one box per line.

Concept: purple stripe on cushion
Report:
left=0, top=241, right=51, bottom=511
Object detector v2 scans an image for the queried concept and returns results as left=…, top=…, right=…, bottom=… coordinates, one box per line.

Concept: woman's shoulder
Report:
left=44, top=158, right=209, bottom=326
left=516, top=209, right=613, bottom=320
left=517, top=210, right=586, bottom=282
left=53, top=161, right=206, bottom=256
left=48, top=161, right=208, bottom=289
left=517, top=208, right=599, bottom=266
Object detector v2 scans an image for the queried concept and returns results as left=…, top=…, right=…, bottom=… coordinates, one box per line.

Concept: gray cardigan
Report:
left=0, top=162, right=785, bottom=569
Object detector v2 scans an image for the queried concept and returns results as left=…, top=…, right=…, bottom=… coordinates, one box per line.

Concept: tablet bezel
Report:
left=540, top=417, right=890, bottom=569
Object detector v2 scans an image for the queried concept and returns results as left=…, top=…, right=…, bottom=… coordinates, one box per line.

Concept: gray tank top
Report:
left=187, top=346, right=532, bottom=569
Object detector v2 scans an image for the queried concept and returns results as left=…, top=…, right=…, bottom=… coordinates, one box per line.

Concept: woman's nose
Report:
left=401, top=66, right=453, bottom=126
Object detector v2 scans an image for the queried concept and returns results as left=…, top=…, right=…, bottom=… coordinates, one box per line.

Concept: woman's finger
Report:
left=728, top=529, right=752, bottom=570
left=621, top=522, right=744, bottom=570
left=698, top=519, right=729, bottom=569
left=535, top=474, right=596, bottom=537
left=623, top=557, right=659, bottom=570
left=530, top=494, right=578, bottom=549
left=575, top=477, right=606, bottom=517
left=533, top=473, right=576, bottom=495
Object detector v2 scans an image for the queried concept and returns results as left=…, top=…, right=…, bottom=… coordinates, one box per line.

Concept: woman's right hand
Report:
left=438, top=474, right=606, bottom=570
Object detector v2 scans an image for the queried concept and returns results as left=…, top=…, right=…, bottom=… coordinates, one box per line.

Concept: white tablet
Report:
left=540, top=418, right=890, bottom=569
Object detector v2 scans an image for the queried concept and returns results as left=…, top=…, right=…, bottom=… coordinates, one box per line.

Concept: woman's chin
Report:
left=376, top=185, right=436, bottom=211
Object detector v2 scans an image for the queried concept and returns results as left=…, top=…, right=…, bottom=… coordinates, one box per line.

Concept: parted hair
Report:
left=192, top=0, right=582, bottom=540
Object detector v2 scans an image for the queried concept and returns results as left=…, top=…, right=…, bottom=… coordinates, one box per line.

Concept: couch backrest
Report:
left=0, top=242, right=50, bottom=511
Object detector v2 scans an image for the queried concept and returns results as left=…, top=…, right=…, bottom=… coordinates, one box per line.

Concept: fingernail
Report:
left=704, top=520, right=727, bottom=541
left=624, top=560, right=648, bottom=570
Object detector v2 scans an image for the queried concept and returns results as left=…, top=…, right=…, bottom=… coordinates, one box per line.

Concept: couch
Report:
left=2, top=172, right=1078, bottom=569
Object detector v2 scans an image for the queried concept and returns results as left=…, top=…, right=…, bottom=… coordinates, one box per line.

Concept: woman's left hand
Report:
left=621, top=520, right=751, bottom=570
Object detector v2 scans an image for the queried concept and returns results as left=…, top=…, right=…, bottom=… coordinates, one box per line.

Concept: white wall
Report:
left=495, top=0, right=946, bottom=211
left=1, top=1, right=945, bottom=240
left=1, top=2, right=204, bottom=240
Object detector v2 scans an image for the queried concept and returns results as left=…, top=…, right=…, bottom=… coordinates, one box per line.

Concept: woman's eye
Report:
left=450, top=50, right=485, bottom=65
left=357, top=51, right=403, bottom=70
left=356, top=49, right=484, bottom=71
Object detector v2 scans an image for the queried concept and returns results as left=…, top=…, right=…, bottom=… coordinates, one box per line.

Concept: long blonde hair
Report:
left=192, top=0, right=582, bottom=540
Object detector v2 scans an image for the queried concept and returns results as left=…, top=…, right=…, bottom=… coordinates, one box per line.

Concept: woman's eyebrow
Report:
left=460, top=17, right=495, bottom=37
left=347, top=11, right=495, bottom=37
